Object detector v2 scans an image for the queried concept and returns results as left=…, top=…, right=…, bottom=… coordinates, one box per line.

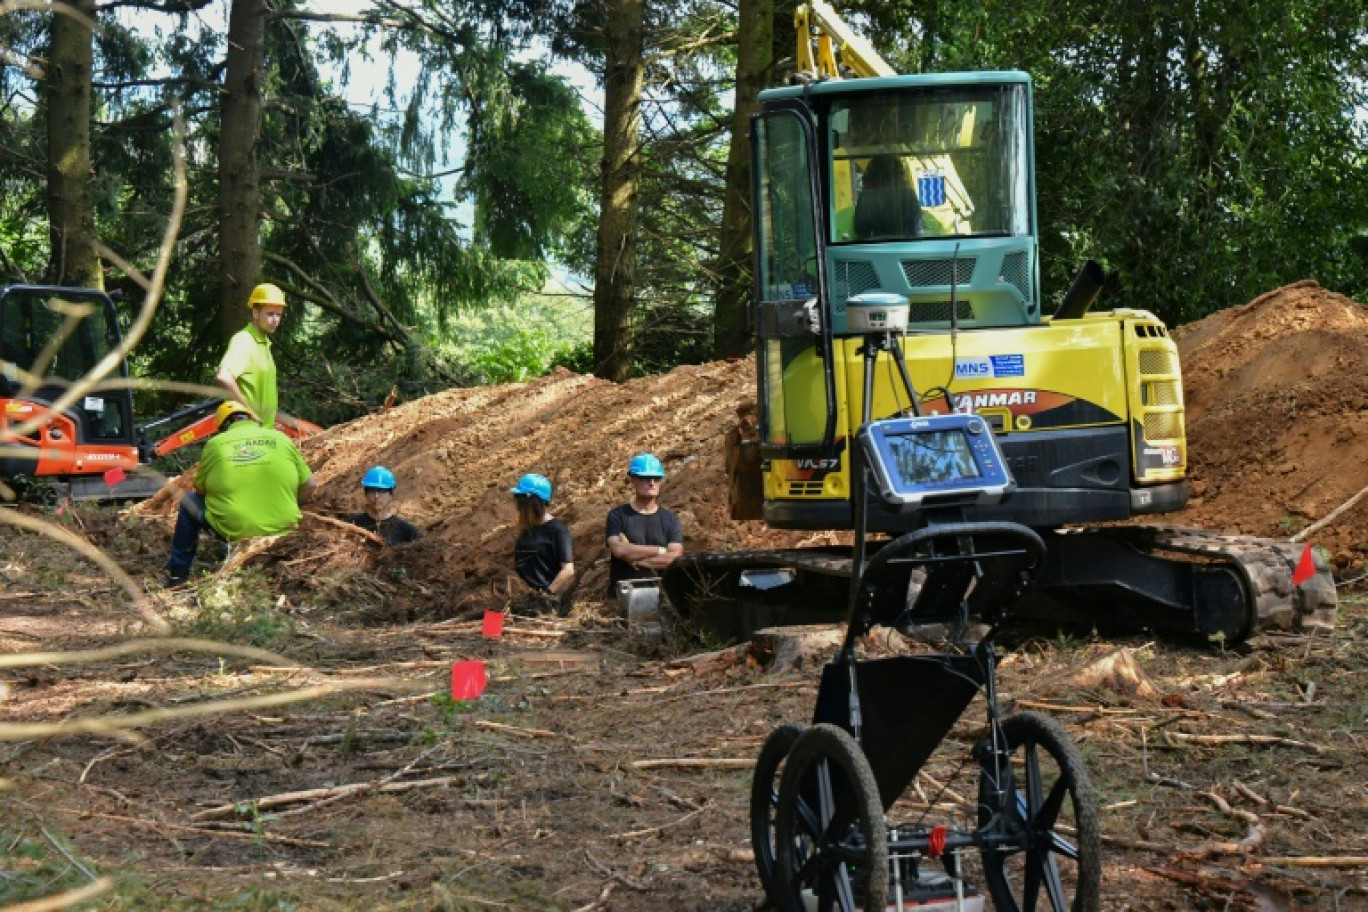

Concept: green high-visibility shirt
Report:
left=196, top=420, right=311, bottom=541
left=219, top=323, right=278, bottom=430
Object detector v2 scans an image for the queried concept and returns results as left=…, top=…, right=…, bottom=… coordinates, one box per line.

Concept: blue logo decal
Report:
left=918, top=172, right=947, bottom=207
left=989, top=354, right=1025, bottom=377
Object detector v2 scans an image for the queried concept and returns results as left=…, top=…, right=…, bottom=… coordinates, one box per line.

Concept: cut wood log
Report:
left=751, top=624, right=844, bottom=673
left=1034, top=647, right=1157, bottom=700
left=664, top=643, right=750, bottom=675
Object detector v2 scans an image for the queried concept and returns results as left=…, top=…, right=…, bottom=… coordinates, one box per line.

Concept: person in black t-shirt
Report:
left=346, top=466, right=422, bottom=546
left=510, top=473, right=574, bottom=613
left=605, top=452, right=683, bottom=598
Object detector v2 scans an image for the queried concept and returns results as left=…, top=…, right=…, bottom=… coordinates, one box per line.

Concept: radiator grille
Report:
left=831, top=260, right=880, bottom=308
left=1000, top=250, right=1032, bottom=306
left=1143, top=412, right=1184, bottom=441
left=909, top=300, right=974, bottom=323
left=1147, top=381, right=1181, bottom=406
left=900, top=257, right=976, bottom=288
left=1137, top=349, right=1178, bottom=375
left=786, top=481, right=826, bottom=497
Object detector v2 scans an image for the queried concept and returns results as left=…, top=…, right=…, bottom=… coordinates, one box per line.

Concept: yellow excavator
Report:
left=662, top=0, right=1336, bottom=642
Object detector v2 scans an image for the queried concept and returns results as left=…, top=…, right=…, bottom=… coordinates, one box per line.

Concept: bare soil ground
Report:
left=3, top=281, right=1368, bottom=910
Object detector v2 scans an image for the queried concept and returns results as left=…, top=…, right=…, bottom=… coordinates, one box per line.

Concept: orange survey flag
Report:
left=451, top=662, right=488, bottom=700
left=1292, top=543, right=1316, bottom=587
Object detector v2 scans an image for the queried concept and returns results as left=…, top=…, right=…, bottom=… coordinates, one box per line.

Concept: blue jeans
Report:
left=166, top=492, right=221, bottom=578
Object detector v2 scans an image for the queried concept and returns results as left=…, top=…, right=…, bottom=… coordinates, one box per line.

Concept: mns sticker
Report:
left=954, top=354, right=1025, bottom=379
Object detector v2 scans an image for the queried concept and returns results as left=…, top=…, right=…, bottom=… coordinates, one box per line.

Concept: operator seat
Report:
left=854, top=155, right=923, bottom=240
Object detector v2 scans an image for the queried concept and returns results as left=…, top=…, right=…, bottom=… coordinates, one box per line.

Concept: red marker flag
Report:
left=482, top=610, right=505, bottom=638
left=1292, top=543, right=1317, bottom=587
left=450, top=661, right=488, bottom=701
left=103, top=467, right=126, bottom=486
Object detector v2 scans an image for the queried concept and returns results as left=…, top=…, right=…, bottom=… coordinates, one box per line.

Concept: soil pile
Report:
left=139, top=359, right=809, bottom=617
left=1170, top=280, right=1368, bottom=569
left=137, top=279, right=1368, bottom=612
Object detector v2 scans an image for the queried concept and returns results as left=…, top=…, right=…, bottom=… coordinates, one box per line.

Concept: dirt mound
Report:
left=137, top=360, right=809, bottom=617
left=135, top=279, right=1368, bottom=610
left=1170, top=280, right=1368, bottom=568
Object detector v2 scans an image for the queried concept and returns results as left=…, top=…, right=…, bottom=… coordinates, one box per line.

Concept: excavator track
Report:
left=662, top=526, right=1338, bottom=644
left=1140, top=526, right=1337, bottom=635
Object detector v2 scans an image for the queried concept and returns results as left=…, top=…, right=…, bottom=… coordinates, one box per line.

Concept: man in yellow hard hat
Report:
left=216, top=282, right=305, bottom=433
left=164, top=400, right=316, bottom=586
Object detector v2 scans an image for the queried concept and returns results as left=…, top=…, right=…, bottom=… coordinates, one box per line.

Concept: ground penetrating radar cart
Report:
left=749, top=323, right=1102, bottom=912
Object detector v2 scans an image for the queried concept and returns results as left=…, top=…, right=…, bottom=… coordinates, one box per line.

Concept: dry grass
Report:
left=1, top=511, right=1366, bottom=910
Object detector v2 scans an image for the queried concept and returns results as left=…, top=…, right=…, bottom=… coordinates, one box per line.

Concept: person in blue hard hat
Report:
left=510, top=472, right=575, bottom=613
left=345, top=466, right=421, bottom=546
left=605, top=452, right=683, bottom=598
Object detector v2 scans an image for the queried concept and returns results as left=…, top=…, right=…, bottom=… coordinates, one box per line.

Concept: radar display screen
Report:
left=886, top=428, right=982, bottom=486
left=859, top=413, right=1014, bottom=510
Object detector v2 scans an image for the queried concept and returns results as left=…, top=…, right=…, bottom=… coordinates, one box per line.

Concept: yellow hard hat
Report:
left=246, top=283, right=286, bottom=309
left=215, top=400, right=255, bottom=430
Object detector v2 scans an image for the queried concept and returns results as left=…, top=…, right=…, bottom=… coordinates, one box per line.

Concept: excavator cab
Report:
left=1, top=285, right=138, bottom=445
left=752, top=74, right=1042, bottom=492
left=0, top=285, right=161, bottom=499
left=666, top=8, right=1333, bottom=646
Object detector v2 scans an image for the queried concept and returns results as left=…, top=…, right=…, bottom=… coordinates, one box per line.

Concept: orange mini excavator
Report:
left=0, top=284, right=321, bottom=501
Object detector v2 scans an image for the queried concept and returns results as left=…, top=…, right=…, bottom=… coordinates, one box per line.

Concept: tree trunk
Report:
left=712, top=0, right=773, bottom=358
left=591, top=0, right=645, bottom=382
left=218, top=0, right=267, bottom=344
left=46, top=0, right=101, bottom=289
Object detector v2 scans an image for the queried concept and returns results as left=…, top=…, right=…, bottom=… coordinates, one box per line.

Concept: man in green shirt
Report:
left=164, top=401, right=316, bottom=586
left=216, top=282, right=305, bottom=433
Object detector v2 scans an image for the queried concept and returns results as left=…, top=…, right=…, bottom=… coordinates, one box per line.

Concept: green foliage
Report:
left=173, top=568, right=296, bottom=649
left=465, top=61, right=599, bottom=265
left=439, top=285, right=592, bottom=385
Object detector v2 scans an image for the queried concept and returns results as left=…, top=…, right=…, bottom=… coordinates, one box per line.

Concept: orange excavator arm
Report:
left=143, top=400, right=322, bottom=459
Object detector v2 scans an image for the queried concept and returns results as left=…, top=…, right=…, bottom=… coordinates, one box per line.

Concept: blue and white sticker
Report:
left=918, top=172, right=947, bottom=207
left=954, top=354, right=1025, bottom=380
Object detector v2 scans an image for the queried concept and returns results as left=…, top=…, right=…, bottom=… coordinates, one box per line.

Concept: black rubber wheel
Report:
left=773, top=723, right=888, bottom=912
left=977, top=711, right=1101, bottom=912
left=751, top=723, right=806, bottom=907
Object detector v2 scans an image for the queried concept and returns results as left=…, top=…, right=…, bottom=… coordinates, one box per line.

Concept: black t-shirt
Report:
left=346, top=513, right=422, bottom=546
left=514, top=518, right=573, bottom=591
left=605, top=503, right=683, bottom=593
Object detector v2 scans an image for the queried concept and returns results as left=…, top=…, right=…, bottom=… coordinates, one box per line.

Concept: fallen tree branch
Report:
left=0, top=877, right=112, bottom=912
left=1162, top=732, right=1322, bottom=753
left=1232, top=779, right=1315, bottom=820
left=474, top=719, right=562, bottom=740
left=190, top=775, right=463, bottom=821
left=569, top=880, right=616, bottom=912
left=608, top=803, right=711, bottom=839
left=1291, top=481, right=1368, bottom=542
left=1178, top=790, right=1265, bottom=859
left=1249, top=855, right=1368, bottom=868
left=303, top=511, right=385, bottom=545
left=630, top=758, right=755, bottom=771
left=75, top=810, right=330, bottom=847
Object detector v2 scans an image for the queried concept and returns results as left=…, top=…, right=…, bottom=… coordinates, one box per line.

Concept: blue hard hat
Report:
left=362, top=466, right=396, bottom=490
left=627, top=453, right=666, bottom=478
left=510, top=473, right=552, bottom=503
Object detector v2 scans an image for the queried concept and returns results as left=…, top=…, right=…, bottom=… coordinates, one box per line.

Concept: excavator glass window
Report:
left=753, top=110, right=836, bottom=453
left=0, top=286, right=131, bottom=441
left=827, top=85, right=1031, bottom=244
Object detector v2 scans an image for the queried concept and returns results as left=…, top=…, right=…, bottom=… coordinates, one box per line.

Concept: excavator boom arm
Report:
left=795, top=0, right=895, bottom=80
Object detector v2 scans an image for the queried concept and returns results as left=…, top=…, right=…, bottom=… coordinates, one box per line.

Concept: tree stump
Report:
left=751, top=624, right=844, bottom=673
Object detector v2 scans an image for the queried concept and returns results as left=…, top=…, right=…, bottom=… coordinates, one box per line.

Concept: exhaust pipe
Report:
left=1052, top=259, right=1105, bottom=320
